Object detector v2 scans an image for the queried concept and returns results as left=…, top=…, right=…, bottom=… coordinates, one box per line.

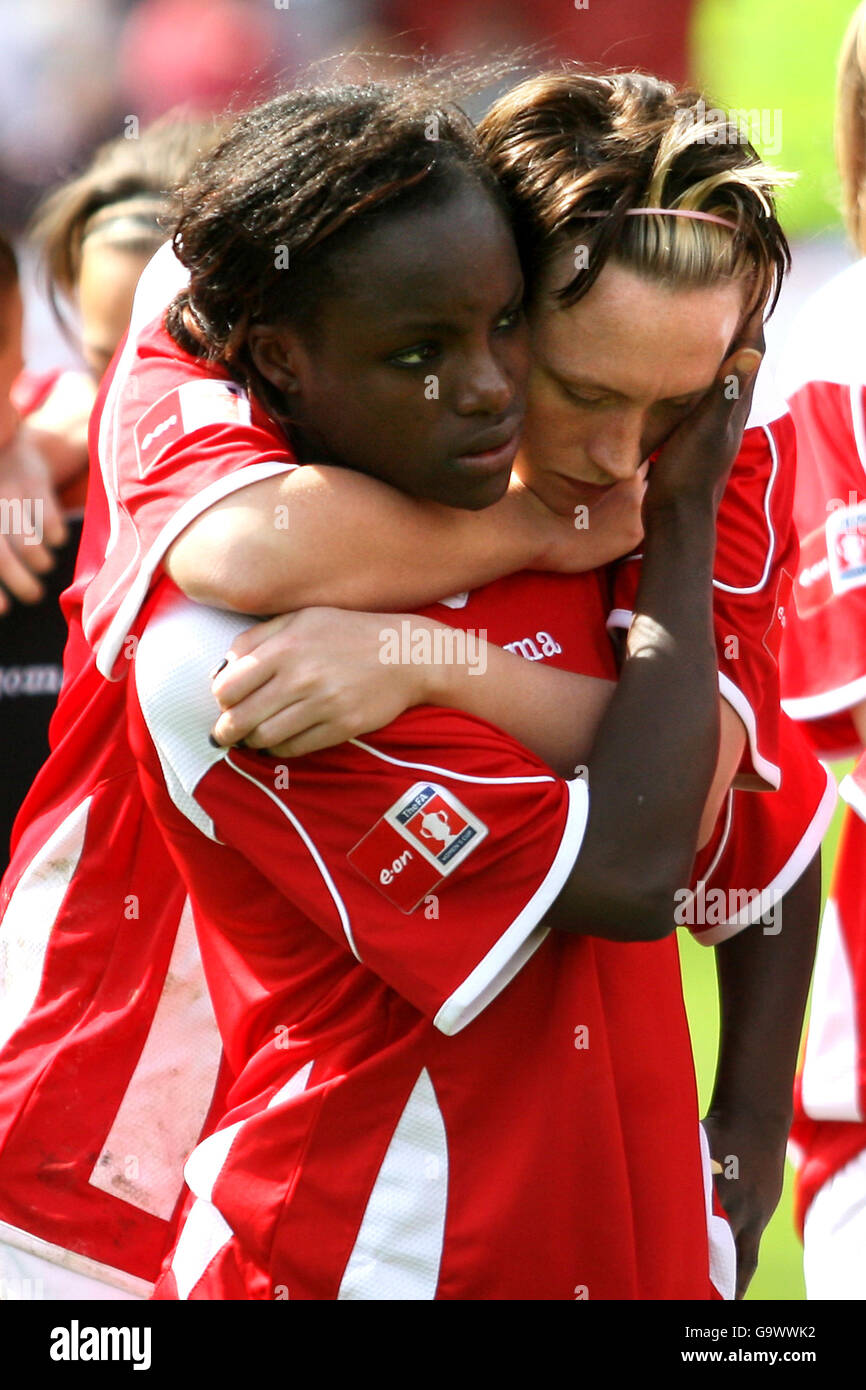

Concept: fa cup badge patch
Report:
left=348, top=782, right=487, bottom=912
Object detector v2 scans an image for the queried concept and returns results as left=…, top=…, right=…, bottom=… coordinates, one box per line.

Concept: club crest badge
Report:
left=348, top=782, right=488, bottom=913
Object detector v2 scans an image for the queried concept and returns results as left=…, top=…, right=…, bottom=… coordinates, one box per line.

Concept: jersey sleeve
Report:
left=129, top=590, right=588, bottom=1036
left=684, top=712, right=836, bottom=945
left=780, top=378, right=866, bottom=748
left=609, top=406, right=797, bottom=791
left=82, top=289, right=297, bottom=681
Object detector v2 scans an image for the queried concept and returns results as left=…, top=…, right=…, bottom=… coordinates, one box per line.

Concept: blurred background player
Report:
left=0, top=117, right=221, bottom=874
left=778, top=1, right=866, bottom=1301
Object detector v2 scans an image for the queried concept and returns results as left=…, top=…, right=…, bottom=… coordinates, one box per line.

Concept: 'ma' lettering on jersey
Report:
left=347, top=783, right=487, bottom=913
left=826, top=502, right=866, bottom=595
left=133, top=380, right=252, bottom=477
left=503, top=632, right=563, bottom=661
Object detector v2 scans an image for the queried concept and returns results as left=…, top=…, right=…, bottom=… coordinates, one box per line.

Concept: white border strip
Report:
left=694, top=765, right=838, bottom=945
left=92, top=459, right=296, bottom=678
left=0, top=1218, right=153, bottom=1299
left=782, top=673, right=866, bottom=723
left=434, top=778, right=589, bottom=1036
left=840, top=771, right=866, bottom=823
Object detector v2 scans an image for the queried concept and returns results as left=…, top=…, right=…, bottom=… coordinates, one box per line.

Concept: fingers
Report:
left=212, top=698, right=323, bottom=752
left=212, top=651, right=278, bottom=709
left=0, top=537, right=48, bottom=607
left=211, top=676, right=305, bottom=746
left=734, top=295, right=768, bottom=357
left=221, top=612, right=296, bottom=663
left=734, top=1229, right=760, bottom=1301
left=39, top=485, right=68, bottom=550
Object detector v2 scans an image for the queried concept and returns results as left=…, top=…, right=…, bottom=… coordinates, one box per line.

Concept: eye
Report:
left=386, top=342, right=441, bottom=368
left=564, top=385, right=608, bottom=407
left=494, top=306, right=524, bottom=332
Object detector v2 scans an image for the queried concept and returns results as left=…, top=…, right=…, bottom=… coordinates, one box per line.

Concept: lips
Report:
left=457, top=421, right=521, bottom=458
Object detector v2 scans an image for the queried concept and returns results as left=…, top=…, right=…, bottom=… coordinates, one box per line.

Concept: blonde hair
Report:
left=836, top=3, right=866, bottom=253
left=478, top=70, right=792, bottom=314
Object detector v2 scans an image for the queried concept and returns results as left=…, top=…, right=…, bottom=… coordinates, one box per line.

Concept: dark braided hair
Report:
left=166, top=74, right=514, bottom=414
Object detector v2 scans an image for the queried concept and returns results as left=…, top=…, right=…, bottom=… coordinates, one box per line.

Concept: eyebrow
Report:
left=553, top=368, right=712, bottom=405
left=372, top=281, right=525, bottom=337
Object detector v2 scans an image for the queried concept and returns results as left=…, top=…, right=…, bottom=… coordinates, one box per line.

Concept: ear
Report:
left=247, top=323, right=306, bottom=397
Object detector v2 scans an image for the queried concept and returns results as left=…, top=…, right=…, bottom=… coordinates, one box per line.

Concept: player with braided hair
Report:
left=103, top=73, right=825, bottom=1298
left=0, top=71, right=640, bottom=1302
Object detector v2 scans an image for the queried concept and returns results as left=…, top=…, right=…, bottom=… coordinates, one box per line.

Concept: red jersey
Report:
left=128, top=574, right=731, bottom=1301
left=0, top=243, right=829, bottom=1295
left=778, top=256, right=866, bottom=758
left=0, top=252, right=297, bottom=1290
left=774, top=256, right=866, bottom=1229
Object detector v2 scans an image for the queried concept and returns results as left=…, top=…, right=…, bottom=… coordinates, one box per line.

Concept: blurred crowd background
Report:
left=1, top=0, right=862, bottom=370
left=1, top=0, right=863, bottom=1301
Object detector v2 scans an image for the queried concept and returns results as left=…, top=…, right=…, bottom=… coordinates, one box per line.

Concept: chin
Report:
left=436, top=469, right=511, bottom=512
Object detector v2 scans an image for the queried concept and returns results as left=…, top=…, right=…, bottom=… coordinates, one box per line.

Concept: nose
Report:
left=585, top=413, right=645, bottom=482
left=452, top=344, right=515, bottom=417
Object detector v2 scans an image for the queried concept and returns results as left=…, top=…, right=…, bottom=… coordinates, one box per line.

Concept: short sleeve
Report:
left=82, top=311, right=297, bottom=679
left=683, top=712, right=836, bottom=945
left=130, top=590, right=589, bottom=1036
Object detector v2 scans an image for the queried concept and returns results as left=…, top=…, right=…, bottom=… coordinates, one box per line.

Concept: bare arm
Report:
left=543, top=345, right=763, bottom=941
left=704, top=852, right=821, bottom=1297
left=211, top=608, right=616, bottom=776
left=165, top=466, right=645, bottom=614
left=209, top=607, right=743, bottom=825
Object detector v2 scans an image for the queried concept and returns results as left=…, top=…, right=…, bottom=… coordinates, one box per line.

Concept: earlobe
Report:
left=248, top=324, right=301, bottom=396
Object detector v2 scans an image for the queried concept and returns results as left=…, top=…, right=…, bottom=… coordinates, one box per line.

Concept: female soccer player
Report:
left=93, top=76, right=817, bottom=1295
left=777, top=2, right=866, bottom=1300
left=0, top=72, right=638, bottom=1302
left=0, top=116, right=220, bottom=873
left=192, top=73, right=833, bottom=1296
left=0, top=72, right=824, bottom=1300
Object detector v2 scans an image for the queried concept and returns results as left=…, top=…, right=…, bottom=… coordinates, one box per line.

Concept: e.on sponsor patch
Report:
left=348, top=782, right=487, bottom=913
left=133, top=379, right=251, bottom=476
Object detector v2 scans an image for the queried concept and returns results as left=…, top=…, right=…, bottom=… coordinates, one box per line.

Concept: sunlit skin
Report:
left=0, top=284, right=24, bottom=444
left=515, top=253, right=748, bottom=516
left=78, top=238, right=154, bottom=381
left=249, top=179, right=529, bottom=512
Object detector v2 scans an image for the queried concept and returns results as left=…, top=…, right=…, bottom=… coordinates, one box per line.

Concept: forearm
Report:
left=708, top=852, right=821, bottom=1129
left=422, top=626, right=615, bottom=777
left=167, top=468, right=556, bottom=615
left=548, top=498, right=721, bottom=939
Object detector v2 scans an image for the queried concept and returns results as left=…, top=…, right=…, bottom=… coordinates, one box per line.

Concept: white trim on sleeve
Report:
left=92, top=458, right=297, bottom=678
left=782, top=673, right=866, bottom=723
left=605, top=606, right=780, bottom=790
left=693, top=764, right=837, bottom=945
left=433, top=777, right=589, bottom=1036
left=840, top=771, right=866, bottom=824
